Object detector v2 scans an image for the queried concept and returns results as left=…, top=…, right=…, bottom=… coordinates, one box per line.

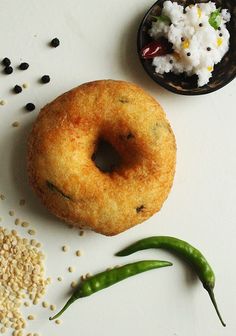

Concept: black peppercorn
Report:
left=199, top=23, right=203, bottom=27
left=169, top=59, right=173, bottom=64
left=181, top=37, right=185, bottom=42
left=219, top=33, right=223, bottom=37
left=19, top=62, right=29, bottom=70
left=25, top=103, right=35, bottom=112
left=13, top=85, right=22, bottom=94
left=4, top=66, right=13, bottom=75
left=50, top=38, right=60, bottom=48
left=187, top=52, right=191, bottom=57
left=218, top=27, right=221, bottom=31
left=2, top=57, right=11, bottom=67
left=207, top=47, right=211, bottom=51
left=41, top=75, right=50, bottom=84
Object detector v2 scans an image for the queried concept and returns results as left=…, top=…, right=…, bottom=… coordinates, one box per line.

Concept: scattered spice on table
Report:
left=4, top=66, right=13, bottom=74
left=25, top=103, right=35, bottom=112
left=50, top=38, right=60, bottom=48
left=41, top=75, right=50, bottom=84
left=19, top=62, right=29, bottom=70
left=2, top=57, right=11, bottom=67
left=13, top=85, right=22, bottom=94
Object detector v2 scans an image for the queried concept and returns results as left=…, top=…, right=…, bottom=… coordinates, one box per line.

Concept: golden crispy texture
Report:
left=27, top=80, right=176, bottom=236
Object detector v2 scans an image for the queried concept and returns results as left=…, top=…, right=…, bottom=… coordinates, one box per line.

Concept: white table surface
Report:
left=0, top=1, right=235, bottom=335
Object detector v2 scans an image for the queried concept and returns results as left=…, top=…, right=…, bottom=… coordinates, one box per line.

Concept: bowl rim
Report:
left=137, top=0, right=236, bottom=96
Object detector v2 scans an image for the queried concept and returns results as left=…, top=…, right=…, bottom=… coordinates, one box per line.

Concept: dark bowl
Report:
left=137, top=0, right=236, bottom=95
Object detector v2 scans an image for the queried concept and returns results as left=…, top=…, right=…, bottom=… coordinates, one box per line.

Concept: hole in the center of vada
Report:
left=92, top=139, right=122, bottom=173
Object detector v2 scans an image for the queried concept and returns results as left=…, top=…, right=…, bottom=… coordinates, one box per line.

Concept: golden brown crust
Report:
left=27, top=80, right=176, bottom=236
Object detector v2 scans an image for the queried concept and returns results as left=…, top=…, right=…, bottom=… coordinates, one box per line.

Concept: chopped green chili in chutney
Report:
left=116, top=236, right=226, bottom=327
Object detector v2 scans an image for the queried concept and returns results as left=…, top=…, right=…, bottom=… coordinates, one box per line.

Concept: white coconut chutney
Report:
left=149, top=1, right=231, bottom=86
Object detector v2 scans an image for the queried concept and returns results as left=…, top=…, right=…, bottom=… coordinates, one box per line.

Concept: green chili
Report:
left=116, top=236, right=226, bottom=327
left=151, top=15, right=171, bottom=25
left=209, top=9, right=221, bottom=29
left=49, top=260, right=172, bottom=320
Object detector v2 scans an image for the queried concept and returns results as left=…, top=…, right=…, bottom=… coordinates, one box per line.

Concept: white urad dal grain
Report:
left=149, top=1, right=231, bottom=86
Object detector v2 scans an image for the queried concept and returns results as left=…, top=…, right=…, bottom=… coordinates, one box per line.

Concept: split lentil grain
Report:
left=15, top=218, right=20, bottom=225
left=86, top=272, right=92, bottom=279
left=46, top=277, right=52, bottom=284
left=42, top=301, right=48, bottom=308
left=0, top=226, right=48, bottom=333
left=75, top=250, right=82, bottom=256
left=28, top=229, right=36, bottom=236
left=79, top=230, right=84, bottom=236
left=57, top=277, right=62, bottom=282
left=12, top=122, right=20, bottom=128
left=55, top=319, right=61, bottom=325
left=0, top=194, right=6, bottom=200
left=9, top=210, right=15, bottom=216
left=0, top=100, right=6, bottom=106
left=27, top=315, right=35, bottom=321
left=62, top=245, right=68, bottom=252
left=21, top=221, right=29, bottom=228
left=50, top=304, right=56, bottom=311
left=68, top=266, right=74, bottom=273
left=33, top=298, right=39, bottom=305
left=19, top=199, right=26, bottom=206
left=71, top=281, right=78, bottom=288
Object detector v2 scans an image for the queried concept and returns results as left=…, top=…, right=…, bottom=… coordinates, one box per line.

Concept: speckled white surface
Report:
left=0, top=1, right=236, bottom=335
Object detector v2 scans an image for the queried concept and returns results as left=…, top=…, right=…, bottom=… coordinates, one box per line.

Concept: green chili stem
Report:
left=206, top=287, right=226, bottom=327
left=49, top=297, right=75, bottom=321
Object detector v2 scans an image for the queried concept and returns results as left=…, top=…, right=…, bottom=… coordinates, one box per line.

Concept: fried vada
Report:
left=27, top=80, right=176, bottom=235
